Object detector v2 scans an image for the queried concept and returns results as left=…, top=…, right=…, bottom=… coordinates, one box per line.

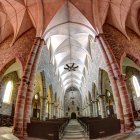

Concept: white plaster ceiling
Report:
left=43, top=2, right=95, bottom=91
left=0, top=0, right=140, bottom=93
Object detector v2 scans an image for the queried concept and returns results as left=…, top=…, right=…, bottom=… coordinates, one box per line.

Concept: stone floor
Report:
left=62, top=119, right=88, bottom=140
left=0, top=121, right=140, bottom=140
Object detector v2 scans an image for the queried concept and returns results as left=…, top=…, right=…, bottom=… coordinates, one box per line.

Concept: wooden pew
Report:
left=77, top=117, right=101, bottom=133
left=78, top=117, right=120, bottom=139
left=27, top=118, right=69, bottom=140
left=88, top=118, right=120, bottom=139
left=0, top=114, right=13, bottom=127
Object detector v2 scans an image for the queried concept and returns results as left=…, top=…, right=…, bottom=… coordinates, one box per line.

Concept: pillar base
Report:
left=12, top=128, right=23, bottom=139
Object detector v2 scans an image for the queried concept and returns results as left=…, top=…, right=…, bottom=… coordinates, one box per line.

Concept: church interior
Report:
left=0, top=0, right=140, bottom=140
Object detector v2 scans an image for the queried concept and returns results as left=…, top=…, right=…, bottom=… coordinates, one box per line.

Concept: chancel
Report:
left=0, top=0, right=140, bottom=140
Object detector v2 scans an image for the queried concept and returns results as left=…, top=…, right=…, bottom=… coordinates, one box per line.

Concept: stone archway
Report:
left=122, top=57, right=140, bottom=119
left=0, top=60, right=21, bottom=126
left=71, top=112, right=76, bottom=119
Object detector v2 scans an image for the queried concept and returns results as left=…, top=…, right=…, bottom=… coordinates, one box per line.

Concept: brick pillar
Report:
left=98, top=34, right=135, bottom=131
left=23, top=39, right=44, bottom=136
left=96, top=35, right=125, bottom=131
left=13, top=37, right=41, bottom=138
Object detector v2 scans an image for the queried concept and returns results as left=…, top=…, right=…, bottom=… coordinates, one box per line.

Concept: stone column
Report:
left=47, top=102, right=50, bottom=118
left=86, top=105, right=89, bottom=116
left=96, top=35, right=125, bottom=131
left=89, top=102, right=93, bottom=117
left=50, top=102, right=54, bottom=118
left=98, top=95, right=106, bottom=118
left=54, top=105, right=58, bottom=118
left=98, top=34, right=134, bottom=131
left=40, top=72, right=48, bottom=121
left=58, top=107, right=60, bottom=118
left=13, top=37, right=41, bottom=138
left=59, top=107, right=62, bottom=118
left=92, top=100, right=98, bottom=117
left=23, top=39, right=44, bottom=136
left=60, top=108, right=62, bottom=118
left=41, top=97, right=47, bottom=120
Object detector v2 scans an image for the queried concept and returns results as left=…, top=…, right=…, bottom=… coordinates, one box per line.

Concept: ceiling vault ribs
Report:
left=0, top=0, right=139, bottom=94
left=43, top=1, right=95, bottom=92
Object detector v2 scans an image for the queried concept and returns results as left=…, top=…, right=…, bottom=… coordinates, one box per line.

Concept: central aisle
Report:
left=62, top=119, right=88, bottom=140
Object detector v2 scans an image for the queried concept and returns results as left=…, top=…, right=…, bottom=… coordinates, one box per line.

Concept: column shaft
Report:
left=99, top=34, right=134, bottom=131
left=97, top=35, right=125, bottom=131
left=23, top=39, right=44, bottom=136
left=41, top=72, right=47, bottom=120
left=13, top=38, right=41, bottom=137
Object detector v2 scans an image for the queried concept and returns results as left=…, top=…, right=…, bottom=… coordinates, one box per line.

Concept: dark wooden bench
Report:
left=77, top=117, right=101, bottom=132
left=88, top=118, right=120, bottom=139
left=27, top=118, right=69, bottom=140
left=0, top=114, right=13, bottom=127
left=78, top=117, right=120, bottom=139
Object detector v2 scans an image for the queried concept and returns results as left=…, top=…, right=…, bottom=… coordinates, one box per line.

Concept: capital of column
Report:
left=94, top=33, right=104, bottom=42
left=40, top=38, right=45, bottom=46
left=32, top=37, right=41, bottom=43
left=91, top=100, right=98, bottom=103
left=41, top=96, right=47, bottom=100
left=49, top=102, right=54, bottom=105
left=55, top=104, right=58, bottom=107
left=97, top=94, right=105, bottom=99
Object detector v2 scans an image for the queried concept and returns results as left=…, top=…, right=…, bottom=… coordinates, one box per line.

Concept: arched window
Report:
left=132, top=76, right=140, bottom=97
left=35, top=94, right=38, bottom=100
left=97, top=101, right=100, bottom=111
left=106, top=91, right=111, bottom=97
left=3, top=81, right=13, bottom=103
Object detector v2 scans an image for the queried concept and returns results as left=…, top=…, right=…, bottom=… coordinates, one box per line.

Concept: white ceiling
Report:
left=43, top=2, right=95, bottom=91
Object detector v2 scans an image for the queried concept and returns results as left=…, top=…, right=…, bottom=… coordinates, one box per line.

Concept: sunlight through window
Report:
left=132, top=76, right=140, bottom=97
left=3, top=81, right=13, bottom=103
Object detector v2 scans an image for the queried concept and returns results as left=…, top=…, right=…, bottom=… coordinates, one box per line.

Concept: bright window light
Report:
left=107, top=91, right=111, bottom=97
left=132, top=76, right=140, bottom=97
left=3, top=81, right=13, bottom=103
left=98, top=101, right=100, bottom=111
left=35, top=94, right=38, bottom=100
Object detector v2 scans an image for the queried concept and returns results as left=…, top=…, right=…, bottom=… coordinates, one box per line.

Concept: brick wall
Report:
left=103, top=24, right=140, bottom=67
left=0, top=28, right=36, bottom=76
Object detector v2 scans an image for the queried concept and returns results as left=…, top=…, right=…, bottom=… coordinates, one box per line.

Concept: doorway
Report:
left=71, top=112, right=76, bottom=119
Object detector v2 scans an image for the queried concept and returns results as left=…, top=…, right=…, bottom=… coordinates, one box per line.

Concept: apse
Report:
left=64, top=87, right=82, bottom=117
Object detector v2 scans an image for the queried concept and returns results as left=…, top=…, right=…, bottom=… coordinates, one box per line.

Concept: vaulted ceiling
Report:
left=0, top=0, right=140, bottom=92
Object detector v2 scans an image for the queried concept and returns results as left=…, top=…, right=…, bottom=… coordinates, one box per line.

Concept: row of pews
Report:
left=0, top=114, right=13, bottom=127
left=27, top=117, right=69, bottom=140
left=77, top=116, right=121, bottom=139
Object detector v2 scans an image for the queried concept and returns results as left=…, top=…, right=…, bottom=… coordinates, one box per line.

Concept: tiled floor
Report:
left=0, top=121, right=140, bottom=140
